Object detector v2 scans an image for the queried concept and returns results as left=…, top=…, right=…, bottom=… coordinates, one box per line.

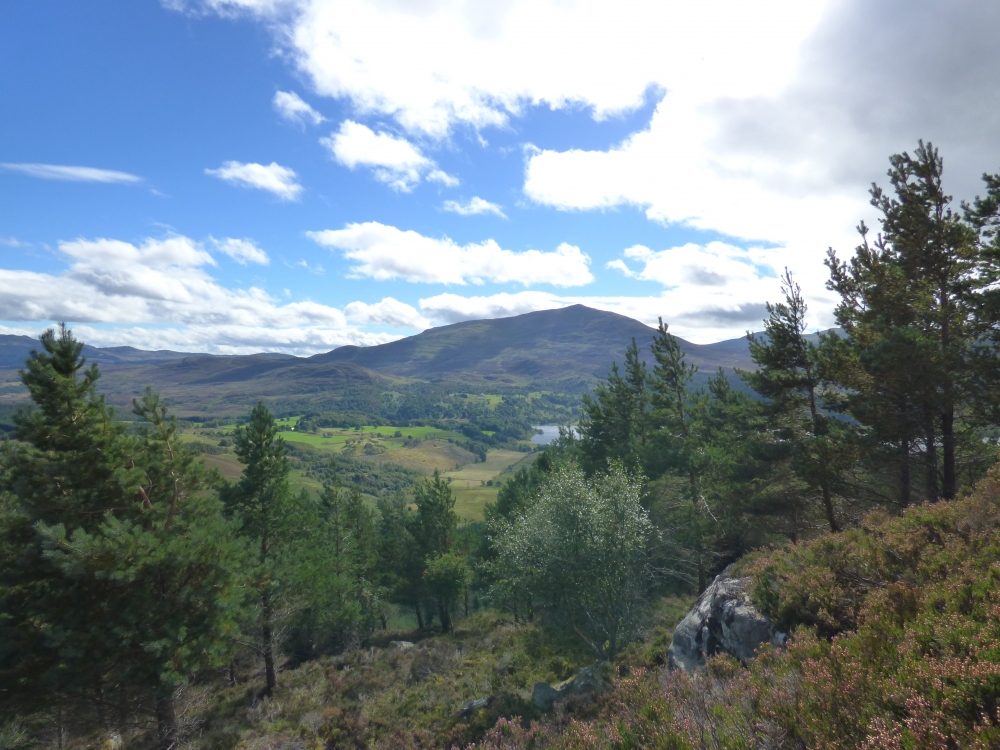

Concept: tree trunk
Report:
left=379, top=614, right=387, bottom=630
left=261, top=593, right=277, bottom=695
left=924, top=403, right=938, bottom=501
left=820, top=480, right=839, bottom=533
left=156, top=694, right=178, bottom=750
left=900, top=435, right=911, bottom=506
left=228, top=659, right=237, bottom=687
left=414, top=603, right=424, bottom=630
left=439, top=603, right=450, bottom=634
left=464, top=587, right=469, bottom=617
left=809, top=386, right=839, bottom=533
left=942, top=406, right=956, bottom=499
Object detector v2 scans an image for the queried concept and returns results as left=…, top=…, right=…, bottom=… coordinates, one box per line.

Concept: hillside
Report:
left=0, top=307, right=760, bottom=411
left=314, top=304, right=755, bottom=383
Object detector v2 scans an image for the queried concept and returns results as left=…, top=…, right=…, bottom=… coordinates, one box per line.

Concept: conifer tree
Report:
left=0, top=327, right=243, bottom=748
left=579, top=339, right=650, bottom=472
left=827, top=142, right=1000, bottom=500
left=223, top=401, right=296, bottom=695
left=741, top=270, right=849, bottom=532
left=647, top=319, right=713, bottom=589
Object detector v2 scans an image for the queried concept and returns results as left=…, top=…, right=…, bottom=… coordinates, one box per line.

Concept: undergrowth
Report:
left=469, top=466, right=1000, bottom=749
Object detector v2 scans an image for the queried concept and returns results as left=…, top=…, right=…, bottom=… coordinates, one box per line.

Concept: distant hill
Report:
left=0, top=307, right=765, bottom=413
left=315, top=305, right=755, bottom=383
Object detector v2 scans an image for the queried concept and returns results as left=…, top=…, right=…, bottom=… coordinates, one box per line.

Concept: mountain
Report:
left=0, top=334, right=216, bottom=368
left=315, top=304, right=755, bottom=382
left=0, top=307, right=762, bottom=413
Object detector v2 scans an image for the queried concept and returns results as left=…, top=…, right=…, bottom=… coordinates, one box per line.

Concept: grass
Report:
left=183, top=420, right=536, bottom=518
left=445, top=451, right=538, bottom=521
left=452, top=486, right=500, bottom=521
left=155, top=609, right=603, bottom=750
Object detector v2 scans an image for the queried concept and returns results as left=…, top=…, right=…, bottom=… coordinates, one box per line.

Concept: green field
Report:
left=185, top=420, right=536, bottom=519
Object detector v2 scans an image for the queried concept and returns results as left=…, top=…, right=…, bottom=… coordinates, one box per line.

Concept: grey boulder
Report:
left=667, top=566, right=786, bottom=671
left=531, top=662, right=607, bottom=709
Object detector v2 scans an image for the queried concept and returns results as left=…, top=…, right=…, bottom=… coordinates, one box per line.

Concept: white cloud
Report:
left=179, top=0, right=1000, bottom=336
left=419, top=291, right=563, bottom=326
left=609, top=243, right=770, bottom=288
left=443, top=197, right=506, bottom=218
left=273, top=90, right=325, bottom=125
left=205, top=160, right=303, bottom=200
left=344, top=297, right=429, bottom=328
left=0, top=237, right=28, bottom=247
left=308, top=221, right=593, bottom=286
left=1, top=163, right=141, bottom=183
left=415, top=240, right=791, bottom=339
left=0, top=235, right=399, bottom=354
left=212, top=237, right=270, bottom=265
left=427, top=170, right=459, bottom=187
left=180, top=0, right=826, bottom=138
left=320, top=120, right=455, bottom=191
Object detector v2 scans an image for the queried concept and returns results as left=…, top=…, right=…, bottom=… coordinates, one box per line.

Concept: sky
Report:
left=3, top=0, right=1000, bottom=354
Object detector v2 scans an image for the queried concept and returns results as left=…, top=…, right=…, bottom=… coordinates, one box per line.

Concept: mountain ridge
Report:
left=0, top=307, right=764, bottom=413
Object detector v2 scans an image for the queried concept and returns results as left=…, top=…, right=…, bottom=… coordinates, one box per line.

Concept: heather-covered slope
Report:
left=472, top=466, right=1000, bottom=750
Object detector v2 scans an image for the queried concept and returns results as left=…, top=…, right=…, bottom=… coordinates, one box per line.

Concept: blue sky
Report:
left=2, top=0, right=998, bottom=354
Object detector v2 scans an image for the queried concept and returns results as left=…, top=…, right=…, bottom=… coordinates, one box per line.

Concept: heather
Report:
left=470, top=466, right=1000, bottom=749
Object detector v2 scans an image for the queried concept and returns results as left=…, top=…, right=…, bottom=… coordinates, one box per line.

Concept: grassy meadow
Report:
left=180, top=418, right=540, bottom=520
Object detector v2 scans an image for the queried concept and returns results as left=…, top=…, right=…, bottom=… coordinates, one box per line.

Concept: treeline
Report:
left=0, top=329, right=478, bottom=748
left=559, top=142, right=1000, bottom=591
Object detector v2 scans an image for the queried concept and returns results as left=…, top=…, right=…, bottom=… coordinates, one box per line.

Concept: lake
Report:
left=531, top=425, right=577, bottom=445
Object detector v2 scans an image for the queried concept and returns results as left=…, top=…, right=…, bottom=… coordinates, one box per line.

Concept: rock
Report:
left=531, top=681, right=559, bottom=709
left=456, top=696, right=494, bottom=718
left=531, top=662, right=608, bottom=709
left=389, top=640, right=415, bottom=650
left=667, top=565, right=786, bottom=671
left=494, top=651, right=515, bottom=674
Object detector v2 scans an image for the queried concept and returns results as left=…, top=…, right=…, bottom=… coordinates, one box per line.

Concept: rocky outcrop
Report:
left=531, top=662, right=607, bottom=709
left=667, top=566, right=786, bottom=671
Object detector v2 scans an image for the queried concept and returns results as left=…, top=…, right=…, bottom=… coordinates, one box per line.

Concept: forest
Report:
left=5, top=142, right=1000, bottom=749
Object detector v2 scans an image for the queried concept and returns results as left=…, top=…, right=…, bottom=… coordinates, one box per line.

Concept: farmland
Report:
left=180, top=418, right=539, bottom=520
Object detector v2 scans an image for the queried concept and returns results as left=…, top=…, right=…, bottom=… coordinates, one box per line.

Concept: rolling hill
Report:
left=314, top=305, right=754, bottom=381
left=0, top=307, right=760, bottom=413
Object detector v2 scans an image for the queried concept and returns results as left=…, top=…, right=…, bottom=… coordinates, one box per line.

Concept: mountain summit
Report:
left=315, top=305, right=754, bottom=382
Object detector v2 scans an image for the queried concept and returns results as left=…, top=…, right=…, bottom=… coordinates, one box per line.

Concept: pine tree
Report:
left=827, top=142, right=1000, bottom=501
left=223, top=401, right=296, bottom=695
left=0, top=327, right=243, bottom=748
left=740, top=270, right=858, bottom=533
left=647, top=319, right=714, bottom=590
left=579, top=339, right=651, bottom=473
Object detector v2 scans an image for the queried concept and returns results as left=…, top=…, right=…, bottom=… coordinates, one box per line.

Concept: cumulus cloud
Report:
left=273, top=90, right=325, bottom=125
left=320, top=121, right=455, bottom=191
left=179, top=0, right=824, bottom=138
left=205, top=160, right=303, bottom=200
left=443, top=197, right=506, bottom=218
left=1, top=163, right=142, bottom=183
left=343, top=297, right=429, bottom=329
left=0, top=235, right=401, bottom=354
left=419, top=292, right=563, bottom=326
left=308, top=222, right=593, bottom=286
left=608, top=242, right=771, bottom=288
left=177, top=0, right=1000, bottom=335
left=427, top=170, right=459, bottom=187
left=212, top=237, right=270, bottom=265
